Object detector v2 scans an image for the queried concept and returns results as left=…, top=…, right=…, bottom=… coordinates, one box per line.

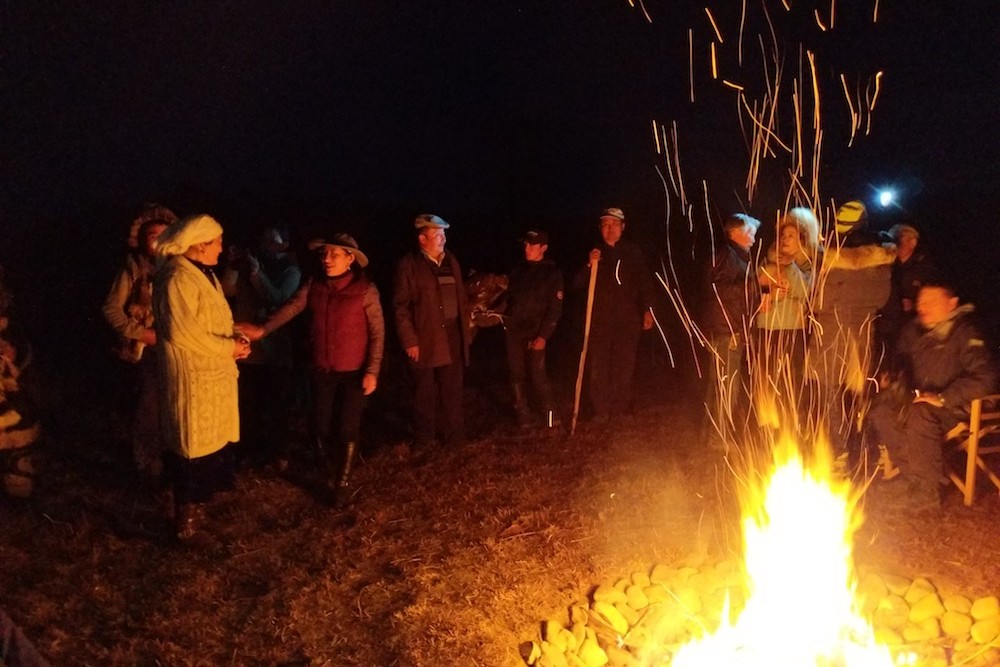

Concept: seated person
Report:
left=866, top=280, right=997, bottom=510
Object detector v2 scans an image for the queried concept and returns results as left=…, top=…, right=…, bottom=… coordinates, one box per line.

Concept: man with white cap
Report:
left=153, top=214, right=251, bottom=545
left=393, top=214, right=472, bottom=448
left=578, top=207, right=656, bottom=428
left=242, top=233, right=384, bottom=508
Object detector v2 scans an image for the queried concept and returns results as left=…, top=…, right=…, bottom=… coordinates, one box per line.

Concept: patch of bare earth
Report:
left=2, top=389, right=998, bottom=666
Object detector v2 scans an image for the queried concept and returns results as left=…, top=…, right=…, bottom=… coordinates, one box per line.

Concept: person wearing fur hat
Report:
left=807, top=200, right=896, bottom=462
left=242, top=234, right=383, bottom=508
left=102, top=206, right=175, bottom=482
left=153, top=214, right=251, bottom=545
left=754, top=208, right=816, bottom=423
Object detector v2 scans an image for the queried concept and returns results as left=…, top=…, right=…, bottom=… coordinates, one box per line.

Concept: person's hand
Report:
left=406, top=346, right=420, bottom=362
left=246, top=253, right=260, bottom=276
left=236, top=323, right=266, bottom=342
left=913, top=392, right=945, bottom=408
left=233, top=337, right=252, bottom=360
left=773, top=276, right=790, bottom=296
left=587, top=249, right=601, bottom=268
left=528, top=337, right=546, bottom=351
left=362, top=372, right=378, bottom=395
left=140, top=328, right=157, bottom=346
left=642, top=311, right=654, bottom=330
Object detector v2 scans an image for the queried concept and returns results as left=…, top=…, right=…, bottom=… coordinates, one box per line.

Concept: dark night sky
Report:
left=3, top=1, right=999, bottom=362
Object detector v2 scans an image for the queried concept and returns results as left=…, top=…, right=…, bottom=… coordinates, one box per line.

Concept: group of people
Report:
left=101, top=205, right=659, bottom=544
left=703, top=200, right=996, bottom=511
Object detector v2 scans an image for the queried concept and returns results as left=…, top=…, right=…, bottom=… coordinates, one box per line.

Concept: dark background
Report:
left=3, top=1, right=998, bottom=388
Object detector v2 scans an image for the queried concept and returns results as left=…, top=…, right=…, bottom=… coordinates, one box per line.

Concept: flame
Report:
left=671, top=436, right=895, bottom=666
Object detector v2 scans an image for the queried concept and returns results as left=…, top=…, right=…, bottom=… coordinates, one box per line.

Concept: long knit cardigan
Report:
left=153, top=256, right=240, bottom=459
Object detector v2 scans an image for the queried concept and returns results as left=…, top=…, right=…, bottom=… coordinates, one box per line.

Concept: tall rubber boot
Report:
left=511, top=383, right=532, bottom=429
left=332, top=441, right=358, bottom=509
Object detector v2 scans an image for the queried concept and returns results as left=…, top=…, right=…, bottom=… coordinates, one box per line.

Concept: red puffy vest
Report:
left=307, top=274, right=369, bottom=371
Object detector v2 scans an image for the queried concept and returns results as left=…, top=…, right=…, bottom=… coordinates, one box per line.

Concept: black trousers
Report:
left=505, top=328, right=553, bottom=412
left=587, top=321, right=641, bottom=418
left=311, top=368, right=366, bottom=446
left=412, top=323, right=464, bottom=446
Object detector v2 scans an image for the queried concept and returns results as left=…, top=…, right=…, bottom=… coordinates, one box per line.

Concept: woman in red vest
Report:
left=243, top=234, right=384, bottom=508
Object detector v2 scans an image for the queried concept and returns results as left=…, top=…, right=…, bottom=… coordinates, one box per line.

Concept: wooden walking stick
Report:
left=571, top=257, right=599, bottom=435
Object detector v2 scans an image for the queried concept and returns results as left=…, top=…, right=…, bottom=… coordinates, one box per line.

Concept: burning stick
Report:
left=571, top=258, right=599, bottom=436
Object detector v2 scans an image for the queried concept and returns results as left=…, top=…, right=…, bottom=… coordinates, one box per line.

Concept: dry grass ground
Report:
left=2, top=369, right=999, bottom=666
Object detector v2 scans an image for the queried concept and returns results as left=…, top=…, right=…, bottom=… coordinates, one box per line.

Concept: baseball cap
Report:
left=522, top=229, right=549, bottom=245
left=600, top=207, right=625, bottom=221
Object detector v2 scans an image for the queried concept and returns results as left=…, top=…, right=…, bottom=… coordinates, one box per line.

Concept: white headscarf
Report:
left=155, top=214, right=224, bottom=258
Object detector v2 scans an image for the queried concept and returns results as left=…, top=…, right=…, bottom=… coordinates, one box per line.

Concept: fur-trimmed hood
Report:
left=821, top=242, right=896, bottom=270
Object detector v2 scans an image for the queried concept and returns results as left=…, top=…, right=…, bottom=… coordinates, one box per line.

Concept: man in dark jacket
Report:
left=505, top=229, right=563, bottom=429
left=577, top=207, right=656, bottom=427
left=866, top=281, right=996, bottom=510
left=701, top=213, right=761, bottom=441
left=878, top=223, right=937, bottom=351
left=393, top=214, right=472, bottom=448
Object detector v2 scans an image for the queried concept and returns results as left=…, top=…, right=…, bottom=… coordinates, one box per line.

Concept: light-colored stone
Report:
left=559, top=628, right=578, bottom=652
left=545, top=620, right=566, bottom=645
left=614, top=578, right=629, bottom=592
left=649, top=564, right=673, bottom=585
left=605, top=645, right=637, bottom=667
left=674, top=586, right=703, bottom=615
left=630, top=571, right=650, bottom=588
left=858, top=572, right=888, bottom=615
left=902, top=617, right=940, bottom=642
left=593, top=584, right=628, bottom=605
left=592, top=601, right=629, bottom=635
left=944, top=594, right=973, bottom=614
left=883, top=574, right=911, bottom=597
left=540, top=641, right=569, bottom=667
left=625, top=585, right=649, bottom=611
left=941, top=610, right=973, bottom=638
left=570, top=605, right=589, bottom=626
left=904, top=578, right=937, bottom=605
left=874, top=626, right=902, bottom=645
left=566, top=653, right=587, bottom=667
left=874, top=594, right=910, bottom=630
left=970, top=617, right=1000, bottom=644
left=971, top=596, right=1000, bottom=621
left=577, top=637, right=609, bottom=667
left=614, top=601, right=640, bottom=627
left=644, top=585, right=670, bottom=604
left=688, top=569, right=723, bottom=593
left=909, top=593, right=945, bottom=624
left=571, top=622, right=587, bottom=648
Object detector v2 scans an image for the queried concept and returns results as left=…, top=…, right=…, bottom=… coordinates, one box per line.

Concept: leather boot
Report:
left=511, top=383, right=532, bottom=429
left=332, top=441, right=358, bottom=509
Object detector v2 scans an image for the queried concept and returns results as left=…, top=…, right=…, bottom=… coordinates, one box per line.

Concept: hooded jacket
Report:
left=894, top=304, right=997, bottom=415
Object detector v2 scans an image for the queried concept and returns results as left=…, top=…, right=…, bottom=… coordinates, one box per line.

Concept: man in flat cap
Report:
left=577, top=207, right=656, bottom=429
left=393, top=214, right=472, bottom=448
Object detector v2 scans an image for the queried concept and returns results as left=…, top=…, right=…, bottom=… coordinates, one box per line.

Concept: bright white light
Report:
left=877, top=190, right=894, bottom=208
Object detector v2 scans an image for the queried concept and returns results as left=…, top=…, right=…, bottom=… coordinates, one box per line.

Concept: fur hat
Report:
left=127, top=204, right=178, bottom=248
left=155, top=214, right=223, bottom=258
left=307, top=233, right=369, bottom=268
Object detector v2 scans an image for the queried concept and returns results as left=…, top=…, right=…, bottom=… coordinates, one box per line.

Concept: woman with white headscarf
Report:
left=153, top=214, right=250, bottom=544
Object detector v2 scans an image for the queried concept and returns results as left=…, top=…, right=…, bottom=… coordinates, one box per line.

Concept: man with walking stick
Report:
left=573, top=208, right=656, bottom=432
